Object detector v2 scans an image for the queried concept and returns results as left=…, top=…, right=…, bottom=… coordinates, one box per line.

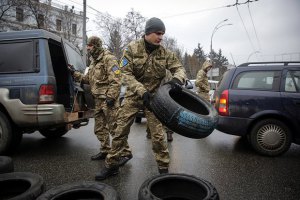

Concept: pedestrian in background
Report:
left=95, top=17, right=187, bottom=180
left=68, top=36, right=127, bottom=161
left=195, top=60, right=213, bottom=101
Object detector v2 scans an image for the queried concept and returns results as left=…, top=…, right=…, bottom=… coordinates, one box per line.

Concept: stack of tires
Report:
left=0, top=156, right=45, bottom=200
left=0, top=156, right=121, bottom=200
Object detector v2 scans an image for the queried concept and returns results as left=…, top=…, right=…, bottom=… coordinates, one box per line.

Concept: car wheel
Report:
left=250, top=119, right=292, bottom=156
left=138, top=173, right=219, bottom=200
left=0, top=111, right=23, bottom=155
left=0, top=172, right=45, bottom=200
left=0, top=156, right=14, bottom=174
left=37, top=181, right=120, bottom=200
left=39, top=126, right=68, bottom=139
left=151, top=84, right=218, bottom=139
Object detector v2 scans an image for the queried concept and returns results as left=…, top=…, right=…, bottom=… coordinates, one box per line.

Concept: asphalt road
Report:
left=11, top=119, right=300, bottom=200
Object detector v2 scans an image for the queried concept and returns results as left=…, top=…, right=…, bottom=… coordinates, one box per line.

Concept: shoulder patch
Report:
left=120, top=58, right=128, bottom=68
left=112, top=65, right=121, bottom=75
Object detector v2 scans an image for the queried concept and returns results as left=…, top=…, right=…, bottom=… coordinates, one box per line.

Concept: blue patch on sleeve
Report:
left=112, top=65, right=121, bottom=75
left=120, top=58, right=128, bottom=68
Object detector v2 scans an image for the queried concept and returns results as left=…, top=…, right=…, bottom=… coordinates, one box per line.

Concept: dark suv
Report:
left=0, top=30, right=94, bottom=154
left=214, top=61, right=300, bottom=156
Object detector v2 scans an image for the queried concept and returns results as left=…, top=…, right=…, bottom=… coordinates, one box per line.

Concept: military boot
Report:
left=95, top=165, right=119, bottom=180
left=91, top=152, right=108, bottom=160
left=118, top=154, right=133, bottom=166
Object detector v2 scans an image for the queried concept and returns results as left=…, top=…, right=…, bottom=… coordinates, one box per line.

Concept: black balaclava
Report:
left=87, top=36, right=103, bottom=60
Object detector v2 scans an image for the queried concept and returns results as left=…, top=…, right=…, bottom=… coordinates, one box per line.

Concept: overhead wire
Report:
left=235, top=0, right=257, bottom=53
left=162, top=5, right=228, bottom=19
left=247, top=1, right=262, bottom=50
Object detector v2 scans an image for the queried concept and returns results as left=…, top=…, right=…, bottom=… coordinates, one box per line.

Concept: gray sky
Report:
left=59, top=0, right=300, bottom=65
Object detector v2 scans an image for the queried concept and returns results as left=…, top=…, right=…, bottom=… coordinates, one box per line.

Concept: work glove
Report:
left=142, top=91, right=152, bottom=110
left=67, top=64, right=76, bottom=75
left=166, top=77, right=183, bottom=92
left=106, top=97, right=115, bottom=108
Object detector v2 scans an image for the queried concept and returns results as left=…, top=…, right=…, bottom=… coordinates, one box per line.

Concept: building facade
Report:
left=0, top=0, right=84, bottom=48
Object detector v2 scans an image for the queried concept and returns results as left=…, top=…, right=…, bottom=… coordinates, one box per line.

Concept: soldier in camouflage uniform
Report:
left=68, top=36, right=130, bottom=161
left=95, top=17, right=187, bottom=180
left=195, top=60, right=213, bottom=101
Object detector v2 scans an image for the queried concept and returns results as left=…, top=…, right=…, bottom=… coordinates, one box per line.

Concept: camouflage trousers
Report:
left=94, top=98, right=113, bottom=154
left=105, top=96, right=170, bottom=169
left=94, top=98, right=131, bottom=156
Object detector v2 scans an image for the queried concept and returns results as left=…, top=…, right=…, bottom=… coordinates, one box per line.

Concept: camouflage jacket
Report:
left=120, top=38, right=187, bottom=97
left=73, top=49, right=121, bottom=100
left=195, top=69, right=210, bottom=101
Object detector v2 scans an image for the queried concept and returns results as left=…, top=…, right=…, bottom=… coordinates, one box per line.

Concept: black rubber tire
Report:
left=151, top=84, right=218, bottom=139
left=138, top=173, right=219, bottom=200
left=250, top=118, right=292, bottom=156
left=0, top=156, right=14, bottom=174
left=37, top=181, right=120, bottom=200
left=0, top=172, right=45, bottom=200
left=39, top=126, right=68, bottom=139
left=0, top=111, right=23, bottom=155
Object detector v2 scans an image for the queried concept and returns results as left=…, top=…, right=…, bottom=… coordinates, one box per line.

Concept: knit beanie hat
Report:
left=145, top=17, right=166, bottom=35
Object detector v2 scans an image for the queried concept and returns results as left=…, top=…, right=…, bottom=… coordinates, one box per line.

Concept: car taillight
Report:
left=39, top=84, right=55, bottom=104
left=218, top=89, right=229, bottom=116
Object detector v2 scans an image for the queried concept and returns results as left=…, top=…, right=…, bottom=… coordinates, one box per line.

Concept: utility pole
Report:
left=82, top=0, right=87, bottom=66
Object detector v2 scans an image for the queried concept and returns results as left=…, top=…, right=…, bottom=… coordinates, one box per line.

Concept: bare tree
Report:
left=0, top=0, right=14, bottom=20
left=162, top=35, right=184, bottom=62
left=123, top=8, right=145, bottom=44
left=23, top=0, right=53, bottom=29
left=94, top=12, right=125, bottom=59
left=0, top=0, right=26, bottom=20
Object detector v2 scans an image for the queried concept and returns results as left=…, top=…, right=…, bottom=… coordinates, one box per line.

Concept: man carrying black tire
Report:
left=95, top=17, right=187, bottom=180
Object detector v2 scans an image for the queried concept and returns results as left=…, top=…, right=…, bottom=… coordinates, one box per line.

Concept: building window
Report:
left=72, top=24, right=77, bottom=35
left=38, top=14, right=44, bottom=28
left=16, top=7, right=24, bottom=22
left=56, top=19, right=62, bottom=31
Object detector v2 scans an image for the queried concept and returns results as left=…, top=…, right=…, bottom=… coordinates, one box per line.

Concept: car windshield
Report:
left=63, top=42, right=85, bottom=73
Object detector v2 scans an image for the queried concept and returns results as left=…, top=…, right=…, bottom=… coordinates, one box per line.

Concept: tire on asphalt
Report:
left=0, top=156, right=14, bottom=174
left=39, top=126, right=68, bottom=139
left=150, top=84, right=218, bottom=139
left=0, top=172, right=45, bottom=200
left=250, top=118, right=292, bottom=156
left=138, top=173, right=219, bottom=200
left=0, top=111, right=23, bottom=155
left=37, top=181, right=120, bottom=200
